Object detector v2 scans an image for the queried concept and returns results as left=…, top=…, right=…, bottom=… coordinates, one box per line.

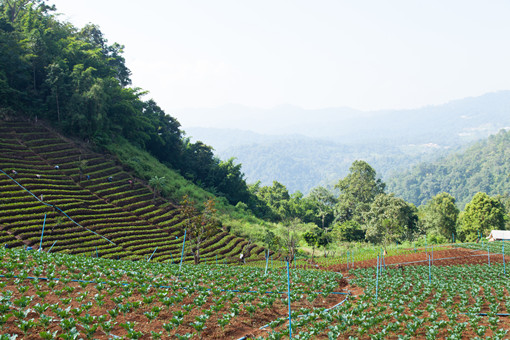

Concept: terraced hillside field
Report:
left=0, top=119, right=264, bottom=262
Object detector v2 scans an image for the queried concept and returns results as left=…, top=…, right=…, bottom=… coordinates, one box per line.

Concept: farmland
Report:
left=0, top=120, right=263, bottom=263
left=2, top=120, right=510, bottom=339
left=0, top=244, right=510, bottom=339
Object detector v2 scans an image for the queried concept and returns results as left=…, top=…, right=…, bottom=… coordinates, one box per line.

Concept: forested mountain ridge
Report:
left=186, top=91, right=510, bottom=194
left=0, top=0, right=259, bottom=210
left=386, top=129, right=510, bottom=208
left=187, top=131, right=444, bottom=194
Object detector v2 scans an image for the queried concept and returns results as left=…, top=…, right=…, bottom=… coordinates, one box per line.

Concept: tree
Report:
left=420, top=192, right=459, bottom=241
left=306, top=186, right=337, bottom=229
left=280, top=218, right=300, bottom=263
left=76, top=156, right=87, bottom=182
left=303, top=230, right=318, bottom=261
left=148, top=176, right=165, bottom=199
left=459, top=192, right=506, bottom=242
left=179, top=195, right=217, bottom=265
left=255, top=181, right=291, bottom=221
left=335, top=160, right=385, bottom=224
left=317, top=230, right=332, bottom=257
left=263, top=229, right=277, bottom=252
left=495, top=194, right=510, bottom=230
left=333, top=220, right=365, bottom=242
left=364, top=193, right=418, bottom=247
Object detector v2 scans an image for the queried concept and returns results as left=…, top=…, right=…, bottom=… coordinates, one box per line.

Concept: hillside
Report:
left=189, top=131, right=442, bottom=194
left=386, top=128, right=510, bottom=207
left=0, top=119, right=264, bottom=261
left=186, top=91, right=510, bottom=193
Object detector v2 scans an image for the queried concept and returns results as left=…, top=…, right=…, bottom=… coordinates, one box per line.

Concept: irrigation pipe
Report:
left=375, top=255, right=379, bottom=300
left=382, top=253, right=507, bottom=267
left=39, top=214, right=46, bottom=250
left=463, top=313, right=510, bottom=317
left=48, top=240, right=57, bottom=252
left=503, top=241, right=506, bottom=275
left=179, top=229, right=186, bottom=272
left=0, top=273, right=347, bottom=296
left=236, top=294, right=350, bottom=340
left=148, top=247, right=158, bottom=262
left=0, top=168, right=115, bottom=245
left=286, top=261, right=292, bottom=339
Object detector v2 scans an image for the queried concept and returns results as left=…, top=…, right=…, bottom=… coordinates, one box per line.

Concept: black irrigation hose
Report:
left=0, top=168, right=115, bottom=245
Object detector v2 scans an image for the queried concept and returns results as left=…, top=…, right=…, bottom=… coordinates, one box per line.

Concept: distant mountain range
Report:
left=182, top=91, right=510, bottom=194
left=386, top=129, right=510, bottom=208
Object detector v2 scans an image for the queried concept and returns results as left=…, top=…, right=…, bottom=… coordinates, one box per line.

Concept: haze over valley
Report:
left=185, top=91, right=510, bottom=193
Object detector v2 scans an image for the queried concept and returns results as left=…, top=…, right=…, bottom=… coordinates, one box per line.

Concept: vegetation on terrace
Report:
left=0, top=119, right=265, bottom=262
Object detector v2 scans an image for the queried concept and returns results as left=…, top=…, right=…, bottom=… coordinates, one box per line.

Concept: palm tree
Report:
left=149, top=176, right=165, bottom=199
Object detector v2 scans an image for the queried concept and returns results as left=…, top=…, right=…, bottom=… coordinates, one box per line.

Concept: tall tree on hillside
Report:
left=256, top=181, right=291, bottom=221
left=149, top=176, right=165, bottom=199
left=179, top=195, right=217, bottom=265
left=333, top=220, right=365, bottom=242
left=335, top=160, right=385, bottom=224
left=280, top=218, right=300, bottom=263
left=420, top=192, right=459, bottom=240
left=459, top=192, right=506, bottom=242
left=495, top=194, right=510, bottom=230
left=303, top=229, right=319, bottom=261
left=307, top=186, right=337, bottom=229
left=364, top=193, right=418, bottom=247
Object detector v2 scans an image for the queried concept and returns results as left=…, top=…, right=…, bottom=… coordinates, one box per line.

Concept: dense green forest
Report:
left=387, top=129, right=510, bottom=208
left=1, top=0, right=509, bottom=251
left=0, top=0, right=259, bottom=209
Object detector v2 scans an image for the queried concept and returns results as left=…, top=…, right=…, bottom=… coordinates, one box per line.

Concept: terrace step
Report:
left=0, top=119, right=265, bottom=261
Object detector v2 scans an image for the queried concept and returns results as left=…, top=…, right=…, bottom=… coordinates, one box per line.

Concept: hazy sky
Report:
left=50, top=1, right=510, bottom=117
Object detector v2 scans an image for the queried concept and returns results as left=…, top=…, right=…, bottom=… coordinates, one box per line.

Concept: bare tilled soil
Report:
left=326, top=246, right=503, bottom=273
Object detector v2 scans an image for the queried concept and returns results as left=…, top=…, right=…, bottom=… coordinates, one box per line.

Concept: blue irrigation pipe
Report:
left=96, top=246, right=98, bottom=258
left=264, top=250, right=269, bottom=276
left=48, top=240, right=57, bottom=253
left=463, top=312, right=510, bottom=317
left=236, top=294, right=350, bottom=340
left=148, top=247, right=158, bottom=262
left=286, top=260, right=292, bottom=339
left=39, top=214, right=46, bottom=250
left=375, top=255, right=379, bottom=300
left=179, top=230, right=186, bottom=271
left=0, top=169, right=115, bottom=245
left=503, top=240, right=506, bottom=275
left=0, top=272, right=348, bottom=296
left=428, top=254, right=431, bottom=284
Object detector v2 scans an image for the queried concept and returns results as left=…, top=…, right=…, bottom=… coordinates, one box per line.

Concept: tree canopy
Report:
left=419, top=192, right=459, bottom=241
left=335, top=160, right=386, bottom=223
left=387, top=129, right=510, bottom=208
left=459, top=192, right=506, bottom=242
left=0, top=0, right=255, bottom=208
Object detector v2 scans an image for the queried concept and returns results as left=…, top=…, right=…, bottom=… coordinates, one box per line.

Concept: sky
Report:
left=49, top=0, right=510, bottom=126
